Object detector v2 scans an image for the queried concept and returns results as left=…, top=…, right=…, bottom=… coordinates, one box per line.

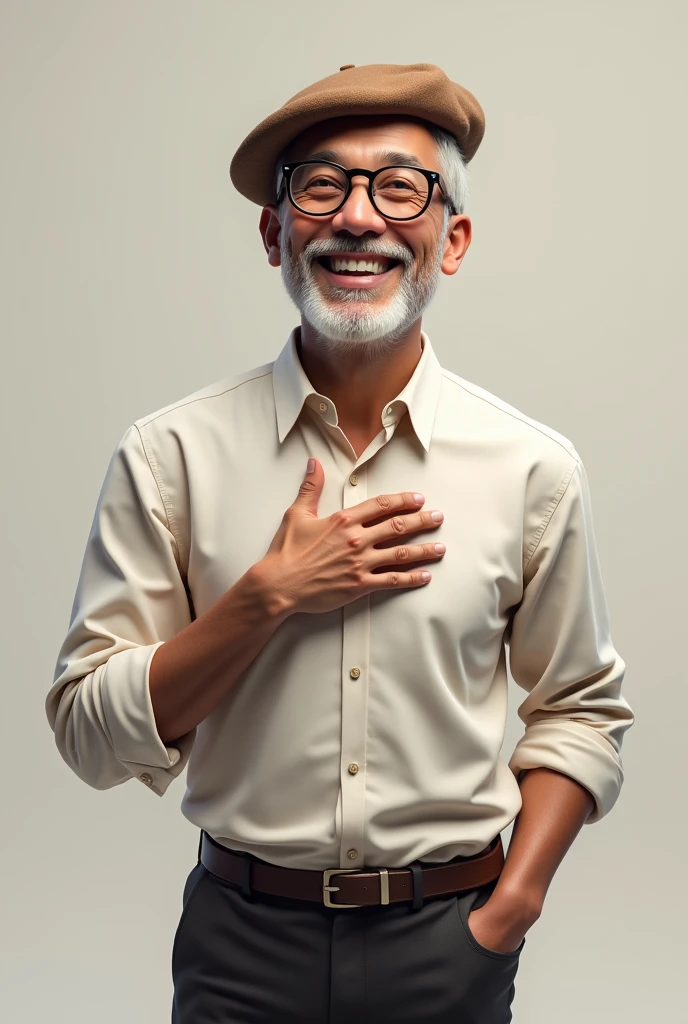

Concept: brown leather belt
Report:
left=200, top=831, right=504, bottom=908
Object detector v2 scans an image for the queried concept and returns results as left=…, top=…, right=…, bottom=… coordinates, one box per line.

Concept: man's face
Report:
left=260, top=116, right=471, bottom=360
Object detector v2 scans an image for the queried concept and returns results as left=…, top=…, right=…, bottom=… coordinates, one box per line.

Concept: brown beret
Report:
left=229, top=62, right=485, bottom=207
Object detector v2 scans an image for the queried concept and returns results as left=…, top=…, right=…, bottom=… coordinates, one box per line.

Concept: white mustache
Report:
left=301, top=241, right=413, bottom=267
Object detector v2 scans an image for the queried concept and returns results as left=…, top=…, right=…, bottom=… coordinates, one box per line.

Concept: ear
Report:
left=259, top=205, right=282, bottom=267
left=441, top=214, right=472, bottom=276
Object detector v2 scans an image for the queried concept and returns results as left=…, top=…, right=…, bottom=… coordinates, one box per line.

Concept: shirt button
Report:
left=347, top=848, right=358, bottom=860
left=348, top=763, right=359, bottom=774
left=319, top=402, right=328, bottom=412
left=140, top=773, right=153, bottom=785
left=349, top=473, right=358, bottom=485
left=349, top=667, right=361, bottom=679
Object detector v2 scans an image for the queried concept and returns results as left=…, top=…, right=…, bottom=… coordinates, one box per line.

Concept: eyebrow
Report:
left=296, top=148, right=427, bottom=169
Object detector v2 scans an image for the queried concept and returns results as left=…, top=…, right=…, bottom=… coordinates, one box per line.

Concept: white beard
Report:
left=279, top=207, right=449, bottom=362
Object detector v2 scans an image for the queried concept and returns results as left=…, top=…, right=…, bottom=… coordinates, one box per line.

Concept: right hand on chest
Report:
left=254, top=457, right=446, bottom=616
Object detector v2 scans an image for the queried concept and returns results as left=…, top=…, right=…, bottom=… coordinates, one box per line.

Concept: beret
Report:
left=229, top=62, right=485, bottom=206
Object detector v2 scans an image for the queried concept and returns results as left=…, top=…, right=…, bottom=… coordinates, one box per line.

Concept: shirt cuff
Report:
left=100, top=641, right=196, bottom=796
left=507, top=719, right=625, bottom=823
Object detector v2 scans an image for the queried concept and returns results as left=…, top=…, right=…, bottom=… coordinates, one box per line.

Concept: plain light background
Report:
left=2, top=1, right=685, bottom=1021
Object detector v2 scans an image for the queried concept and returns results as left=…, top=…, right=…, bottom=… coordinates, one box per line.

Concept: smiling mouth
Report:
left=315, top=255, right=401, bottom=276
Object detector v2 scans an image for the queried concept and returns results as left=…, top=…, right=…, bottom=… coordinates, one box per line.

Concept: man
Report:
left=46, top=63, right=634, bottom=1022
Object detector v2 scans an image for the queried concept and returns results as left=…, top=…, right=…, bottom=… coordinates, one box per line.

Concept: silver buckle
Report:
left=322, top=867, right=390, bottom=908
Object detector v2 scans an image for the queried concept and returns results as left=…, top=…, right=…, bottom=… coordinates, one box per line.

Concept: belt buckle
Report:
left=322, top=867, right=390, bottom=908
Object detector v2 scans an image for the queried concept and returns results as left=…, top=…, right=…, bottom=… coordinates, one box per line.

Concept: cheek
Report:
left=289, top=237, right=315, bottom=269
left=398, top=226, right=436, bottom=267
left=407, top=246, right=436, bottom=279
left=288, top=214, right=323, bottom=259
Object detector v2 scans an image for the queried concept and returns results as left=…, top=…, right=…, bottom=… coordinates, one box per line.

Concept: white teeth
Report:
left=330, top=257, right=390, bottom=274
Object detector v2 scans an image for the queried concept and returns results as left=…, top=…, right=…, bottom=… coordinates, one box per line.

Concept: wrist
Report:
left=487, top=883, right=543, bottom=928
left=245, top=560, right=296, bottom=622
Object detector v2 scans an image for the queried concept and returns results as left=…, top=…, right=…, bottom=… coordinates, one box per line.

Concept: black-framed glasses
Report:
left=277, top=160, right=457, bottom=221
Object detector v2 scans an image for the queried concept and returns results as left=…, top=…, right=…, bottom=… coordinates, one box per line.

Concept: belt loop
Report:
left=235, top=850, right=256, bottom=901
left=407, top=860, right=424, bottom=912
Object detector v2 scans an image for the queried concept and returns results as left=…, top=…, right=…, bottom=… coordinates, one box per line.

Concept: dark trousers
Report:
left=171, top=838, right=526, bottom=1023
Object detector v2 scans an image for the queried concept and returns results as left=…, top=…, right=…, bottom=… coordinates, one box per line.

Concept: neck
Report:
left=296, top=320, right=423, bottom=434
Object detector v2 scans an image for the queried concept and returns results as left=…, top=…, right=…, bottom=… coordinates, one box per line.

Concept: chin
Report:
left=310, top=317, right=410, bottom=347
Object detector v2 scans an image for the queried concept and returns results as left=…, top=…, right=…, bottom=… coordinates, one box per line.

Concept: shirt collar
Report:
left=272, top=327, right=443, bottom=453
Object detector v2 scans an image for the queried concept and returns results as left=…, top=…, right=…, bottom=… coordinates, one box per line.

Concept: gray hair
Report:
left=274, top=121, right=470, bottom=216
left=426, top=124, right=469, bottom=215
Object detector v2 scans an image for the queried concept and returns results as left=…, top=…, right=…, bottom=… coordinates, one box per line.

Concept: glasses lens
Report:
left=372, top=167, right=430, bottom=219
left=289, top=163, right=348, bottom=214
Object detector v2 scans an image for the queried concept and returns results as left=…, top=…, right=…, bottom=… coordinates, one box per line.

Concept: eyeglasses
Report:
left=277, top=160, right=457, bottom=221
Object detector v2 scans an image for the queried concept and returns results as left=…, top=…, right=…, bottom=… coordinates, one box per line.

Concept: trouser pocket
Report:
left=451, top=883, right=525, bottom=1022
left=456, top=880, right=526, bottom=959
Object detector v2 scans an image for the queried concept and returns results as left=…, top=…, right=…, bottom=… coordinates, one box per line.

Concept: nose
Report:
left=330, top=174, right=387, bottom=236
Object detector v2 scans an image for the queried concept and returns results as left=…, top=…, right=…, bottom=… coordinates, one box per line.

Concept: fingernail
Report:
left=307, top=458, right=315, bottom=474
left=431, top=511, right=443, bottom=522
left=413, top=493, right=424, bottom=504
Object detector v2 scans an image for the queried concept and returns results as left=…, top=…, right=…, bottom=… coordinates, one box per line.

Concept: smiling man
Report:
left=261, top=113, right=470, bottom=457
left=273, top=119, right=463, bottom=349
left=46, top=63, right=634, bottom=1023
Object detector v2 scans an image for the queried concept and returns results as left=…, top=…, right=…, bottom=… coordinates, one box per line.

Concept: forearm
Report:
left=492, top=766, right=596, bottom=920
left=149, top=562, right=292, bottom=745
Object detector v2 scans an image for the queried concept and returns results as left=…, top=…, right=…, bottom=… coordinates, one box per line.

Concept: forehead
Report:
left=285, top=115, right=439, bottom=167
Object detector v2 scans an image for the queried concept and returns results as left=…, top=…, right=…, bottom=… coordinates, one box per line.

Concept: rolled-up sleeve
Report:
left=507, top=453, right=634, bottom=823
left=45, top=423, right=195, bottom=796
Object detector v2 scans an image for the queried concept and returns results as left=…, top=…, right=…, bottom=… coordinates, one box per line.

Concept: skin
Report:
left=259, top=116, right=595, bottom=953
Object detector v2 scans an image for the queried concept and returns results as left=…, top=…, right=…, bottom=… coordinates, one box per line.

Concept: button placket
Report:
left=339, top=464, right=369, bottom=865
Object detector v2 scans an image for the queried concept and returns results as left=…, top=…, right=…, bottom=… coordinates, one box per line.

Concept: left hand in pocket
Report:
left=467, top=900, right=534, bottom=954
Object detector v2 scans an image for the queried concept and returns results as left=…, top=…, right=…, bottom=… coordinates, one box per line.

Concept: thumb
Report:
left=293, top=457, right=323, bottom=515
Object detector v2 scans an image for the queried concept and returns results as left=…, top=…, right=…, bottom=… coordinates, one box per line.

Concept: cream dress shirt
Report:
left=46, top=328, right=634, bottom=870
